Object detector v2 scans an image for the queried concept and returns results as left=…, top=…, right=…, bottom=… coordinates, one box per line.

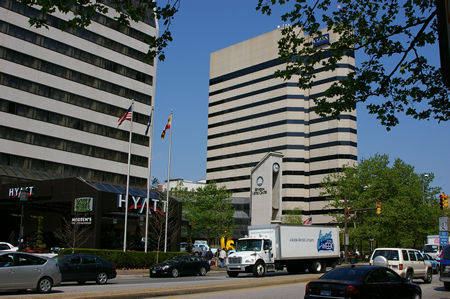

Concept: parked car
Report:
left=53, top=254, right=116, bottom=284
left=439, top=245, right=450, bottom=290
left=150, top=255, right=210, bottom=278
left=370, top=248, right=433, bottom=283
left=422, top=252, right=439, bottom=274
left=0, top=242, right=18, bottom=251
left=0, top=251, right=61, bottom=293
left=304, top=265, right=422, bottom=299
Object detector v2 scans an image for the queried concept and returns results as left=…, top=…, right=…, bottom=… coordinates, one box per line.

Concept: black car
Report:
left=304, top=265, right=421, bottom=299
left=53, top=254, right=116, bottom=284
left=150, top=255, right=210, bottom=278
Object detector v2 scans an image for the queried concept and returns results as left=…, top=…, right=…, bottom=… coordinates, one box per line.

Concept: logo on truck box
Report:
left=317, top=230, right=334, bottom=252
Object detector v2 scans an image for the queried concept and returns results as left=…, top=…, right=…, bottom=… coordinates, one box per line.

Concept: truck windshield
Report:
left=236, top=240, right=262, bottom=252
left=424, top=245, right=439, bottom=253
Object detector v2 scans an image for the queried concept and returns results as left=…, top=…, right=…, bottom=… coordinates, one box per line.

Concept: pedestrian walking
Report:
left=219, top=248, right=227, bottom=268
left=205, top=248, right=213, bottom=265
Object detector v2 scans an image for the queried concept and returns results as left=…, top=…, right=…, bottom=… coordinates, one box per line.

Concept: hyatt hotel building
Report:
left=0, top=0, right=182, bottom=250
left=207, top=29, right=358, bottom=224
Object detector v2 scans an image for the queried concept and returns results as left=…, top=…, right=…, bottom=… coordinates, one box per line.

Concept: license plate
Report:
left=152, top=270, right=156, bottom=274
left=320, top=290, right=331, bottom=296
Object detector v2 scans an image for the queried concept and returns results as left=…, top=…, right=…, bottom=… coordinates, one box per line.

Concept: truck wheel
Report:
left=309, top=260, right=323, bottom=273
left=227, top=271, right=239, bottom=277
left=444, top=282, right=450, bottom=290
left=253, top=261, right=266, bottom=277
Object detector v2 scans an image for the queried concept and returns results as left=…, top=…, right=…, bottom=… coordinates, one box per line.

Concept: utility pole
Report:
left=344, top=196, right=348, bottom=264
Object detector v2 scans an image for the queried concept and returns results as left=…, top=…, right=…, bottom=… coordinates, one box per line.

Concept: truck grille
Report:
left=228, top=257, right=242, bottom=264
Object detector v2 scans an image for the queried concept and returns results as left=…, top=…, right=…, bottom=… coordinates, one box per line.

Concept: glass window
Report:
left=416, top=252, right=424, bottom=261
left=402, top=250, right=409, bottom=261
left=408, top=251, right=417, bottom=261
left=0, top=254, right=14, bottom=267
left=15, top=253, right=46, bottom=266
left=372, top=250, right=399, bottom=261
left=69, top=256, right=81, bottom=264
left=81, top=256, right=96, bottom=264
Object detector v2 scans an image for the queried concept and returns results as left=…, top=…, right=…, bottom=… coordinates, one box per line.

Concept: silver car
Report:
left=0, top=252, right=61, bottom=293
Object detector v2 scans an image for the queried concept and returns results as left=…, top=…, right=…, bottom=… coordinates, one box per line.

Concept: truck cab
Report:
left=226, top=238, right=275, bottom=277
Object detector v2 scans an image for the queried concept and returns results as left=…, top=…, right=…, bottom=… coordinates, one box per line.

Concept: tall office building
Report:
left=207, top=29, right=357, bottom=224
left=0, top=0, right=156, bottom=187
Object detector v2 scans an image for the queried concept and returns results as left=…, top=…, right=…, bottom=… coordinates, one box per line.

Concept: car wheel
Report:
left=36, top=277, right=53, bottom=293
left=445, top=282, right=450, bottom=290
left=423, top=269, right=432, bottom=283
left=96, top=272, right=108, bottom=284
left=227, top=271, right=239, bottom=277
left=411, top=292, right=421, bottom=299
left=199, top=266, right=207, bottom=276
left=253, top=261, right=265, bottom=277
left=171, top=268, right=179, bottom=278
left=405, top=271, right=413, bottom=282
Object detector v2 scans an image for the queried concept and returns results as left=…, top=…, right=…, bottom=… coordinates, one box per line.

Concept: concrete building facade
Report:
left=0, top=0, right=156, bottom=188
left=207, top=28, right=357, bottom=224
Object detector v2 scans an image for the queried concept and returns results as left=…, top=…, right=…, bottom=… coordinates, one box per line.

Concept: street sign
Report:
left=440, top=216, right=448, bottom=232
left=440, top=231, right=449, bottom=246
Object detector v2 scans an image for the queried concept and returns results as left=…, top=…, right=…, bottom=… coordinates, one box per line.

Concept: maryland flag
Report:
left=161, top=114, right=172, bottom=139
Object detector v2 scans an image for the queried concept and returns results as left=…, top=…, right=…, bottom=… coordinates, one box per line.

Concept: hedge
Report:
left=57, top=248, right=183, bottom=268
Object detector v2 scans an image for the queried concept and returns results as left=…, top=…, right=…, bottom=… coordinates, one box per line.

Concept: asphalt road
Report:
left=1, top=269, right=449, bottom=299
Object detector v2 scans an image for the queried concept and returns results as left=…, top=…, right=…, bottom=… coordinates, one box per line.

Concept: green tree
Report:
left=178, top=182, right=235, bottom=245
left=282, top=207, right=304, bottom=225
left=321, top=154, right=442, bottom=249
left=257, top=0, right=449, bottom=129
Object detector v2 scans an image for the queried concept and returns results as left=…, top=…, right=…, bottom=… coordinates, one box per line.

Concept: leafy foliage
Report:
left=257, top=0, right=449, bottom=129
left=173, top=182, right=235, bottom=244
left=321, top=154, right=442, bottom=248
left=17, top=0, right=180, bottom=61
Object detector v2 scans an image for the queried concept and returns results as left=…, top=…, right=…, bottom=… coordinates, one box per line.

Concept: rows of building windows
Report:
left=0, top=72, right=149, bottom=126
left=0, top=21, right=153, bottom=85
left=206, top=154, right=357, bottom=173
left=0, top=126, right=148, bottom=167
left=0, top=153, right=146, bottom=187
left=1, top=0, right=153, bottom=65
left=209, top=64, right=355, bottom=97
left=206, top=142, right=357, bottom=162
left=208, top=115, right=356, bottom=139
left=0, top=47, right=151, bottom=104
left=0, top=98, right=148, bottom=146
left=209, top=51, right=354, bottom=86
left=207, top=128, right=357, bottom=151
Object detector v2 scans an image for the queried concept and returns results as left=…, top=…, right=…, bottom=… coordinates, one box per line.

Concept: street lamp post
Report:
left=422, top=173, right=430, bottom=205
left=18, top=188, right=29, bottom=250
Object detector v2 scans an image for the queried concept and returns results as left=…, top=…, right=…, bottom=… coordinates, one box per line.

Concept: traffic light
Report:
left=345, top=206, right=351, bottom=216
left=376, top=203, right=381, bottom=215
left=442, top=193, right=448, bottom=209
left=440, top=193, right=445, bottom=210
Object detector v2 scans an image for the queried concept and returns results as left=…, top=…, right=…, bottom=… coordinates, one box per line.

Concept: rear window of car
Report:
left=372, top=250, right=399, bottom=261
left=321, top=267, right=367, bottom=282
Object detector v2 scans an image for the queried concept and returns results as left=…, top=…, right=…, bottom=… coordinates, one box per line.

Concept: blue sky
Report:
left=149, top=1, right=449, bottom=194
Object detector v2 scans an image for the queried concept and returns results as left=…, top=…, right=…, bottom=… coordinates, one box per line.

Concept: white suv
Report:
left=369, top=248, right=433, bottom=283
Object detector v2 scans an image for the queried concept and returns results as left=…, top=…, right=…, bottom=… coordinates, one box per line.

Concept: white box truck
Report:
left=226, top=224, right=340, bottom=277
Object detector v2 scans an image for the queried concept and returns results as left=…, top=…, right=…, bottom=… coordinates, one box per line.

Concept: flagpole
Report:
left=144, top=105, right=154, bottom=253
left=164, top=111, right=173, bottom=252
left=123, top=100, right=134, bottom=252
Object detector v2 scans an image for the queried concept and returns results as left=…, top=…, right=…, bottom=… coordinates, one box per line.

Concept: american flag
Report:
left=302, top=216, right=312, bottom=225
left=118, top=105, right=132, bottom=127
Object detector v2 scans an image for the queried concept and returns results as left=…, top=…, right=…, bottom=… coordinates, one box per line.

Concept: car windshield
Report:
left=320, top=267, right=367, bottom=282
left=372, top=250, right=399, bottom=261
left=236, top=240, right=262, bottom=252
left=424, top=245, right=439, bottom=253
